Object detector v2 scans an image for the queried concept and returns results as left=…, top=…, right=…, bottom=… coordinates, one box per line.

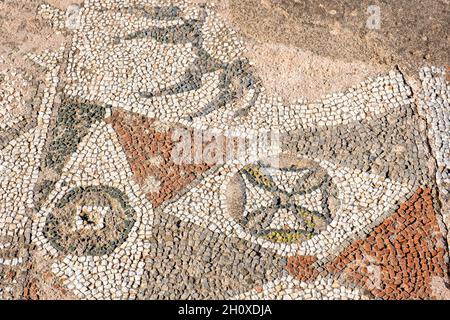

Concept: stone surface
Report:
left=0, top=0, right=449, bottom=300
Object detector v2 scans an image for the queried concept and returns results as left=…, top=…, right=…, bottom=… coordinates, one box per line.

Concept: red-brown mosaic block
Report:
left=326, top=188, right=449, bottom=299
left=285, top=188, right=450, bottom=299
left=107, top=110, right=213, bottom=208
left=286, top=255, right=320, bottom=281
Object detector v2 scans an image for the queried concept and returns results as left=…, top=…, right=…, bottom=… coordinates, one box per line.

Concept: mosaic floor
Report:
left=0, top=0, right=449, bottom=300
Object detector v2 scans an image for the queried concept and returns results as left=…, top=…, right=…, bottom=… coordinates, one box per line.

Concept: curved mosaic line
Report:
left=0, top=0, right=449, bottom=300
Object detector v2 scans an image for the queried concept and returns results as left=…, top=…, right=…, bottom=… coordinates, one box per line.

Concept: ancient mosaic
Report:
left=0, top=0, right=449, bottom=300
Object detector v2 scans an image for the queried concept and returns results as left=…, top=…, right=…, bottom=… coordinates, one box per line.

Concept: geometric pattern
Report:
left=1, top=0, right=449, bottom=300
